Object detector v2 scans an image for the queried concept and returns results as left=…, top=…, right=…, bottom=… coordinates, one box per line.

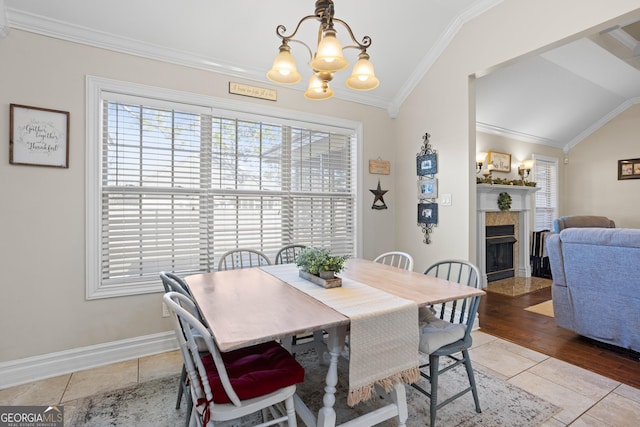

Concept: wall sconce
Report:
left=518, top=160, right=534, bottom=181
left=476, top=152, right=487, bottom=174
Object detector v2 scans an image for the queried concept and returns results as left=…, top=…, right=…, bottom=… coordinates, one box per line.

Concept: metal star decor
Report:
left=369, top=179, right=388, bottom=210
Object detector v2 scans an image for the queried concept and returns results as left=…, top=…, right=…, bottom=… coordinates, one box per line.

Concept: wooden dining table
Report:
left=185, top=258, right=485, bottom=427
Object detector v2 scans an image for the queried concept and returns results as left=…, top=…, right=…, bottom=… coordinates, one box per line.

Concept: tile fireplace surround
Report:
left=476, top=184, right=540, bottom=288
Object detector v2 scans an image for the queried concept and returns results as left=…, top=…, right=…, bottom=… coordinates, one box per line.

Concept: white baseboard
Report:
left=0, top=331, right=178, bottom=389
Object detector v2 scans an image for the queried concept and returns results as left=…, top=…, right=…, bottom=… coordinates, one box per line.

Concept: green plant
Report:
left=498, top=191, right=512, bottom=211
left=295, top=247, right=349, bottom=275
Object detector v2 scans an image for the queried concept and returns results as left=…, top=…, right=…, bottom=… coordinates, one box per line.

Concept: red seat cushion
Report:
left=201, top=341, right=305, bottom=404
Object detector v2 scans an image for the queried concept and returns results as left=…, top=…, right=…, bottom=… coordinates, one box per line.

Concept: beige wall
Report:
left=2, top=0, right=640, bottom=364
left=393, top=0, right=640, bottom=270
left=0, top=31, right=395, bottom=361
left=564, top=104, right=640, bottom=228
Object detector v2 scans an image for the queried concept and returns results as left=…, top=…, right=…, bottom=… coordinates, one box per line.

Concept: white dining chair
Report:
left=164, top=291, right=304, bottom=427
left=373, top=251, right=414, bottom=271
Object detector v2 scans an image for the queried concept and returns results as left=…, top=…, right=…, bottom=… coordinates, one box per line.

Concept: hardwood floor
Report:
left=478, top=283, right=640, bottom=389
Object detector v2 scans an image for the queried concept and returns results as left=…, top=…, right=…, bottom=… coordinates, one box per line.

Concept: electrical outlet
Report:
left=162, top=302, right=170, bottom=318
left=441, top=193, right=452, bottom=206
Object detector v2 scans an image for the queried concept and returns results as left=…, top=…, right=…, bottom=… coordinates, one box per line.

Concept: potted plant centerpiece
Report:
left=295, top=247, right=349, bottom=288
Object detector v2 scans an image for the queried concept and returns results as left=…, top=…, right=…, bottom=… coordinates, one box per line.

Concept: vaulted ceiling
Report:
left=2, top=1, right=639, bottom=152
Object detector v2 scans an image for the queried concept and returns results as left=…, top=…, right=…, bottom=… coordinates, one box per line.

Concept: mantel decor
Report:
left=416, top=132, right=437, bottom=244
left=9, top=104, right=70, bottom=168
left=487, top=151, right=511, bottom=172
left=295, top=247, right=349, bottom=288
left=497, top=192, right=512, bottom=211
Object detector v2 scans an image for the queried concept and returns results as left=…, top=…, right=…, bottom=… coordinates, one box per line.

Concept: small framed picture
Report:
left=487, top=151, right=511, bottom=172
left=416, top=153, right=437, bottom=176
left=417, top=203, right=438, bottom=224
left=417, top=178, right=438, bottom=199
left=10, top=104, right=70, bottom=168
left=618, top=158, right=640, bottom=180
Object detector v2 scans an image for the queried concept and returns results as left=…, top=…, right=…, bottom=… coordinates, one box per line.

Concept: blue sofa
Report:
left=546, top=227, right=640, bottom=352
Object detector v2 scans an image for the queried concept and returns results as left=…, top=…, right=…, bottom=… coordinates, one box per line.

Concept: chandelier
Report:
left=266, top=0, right=379, bottom=100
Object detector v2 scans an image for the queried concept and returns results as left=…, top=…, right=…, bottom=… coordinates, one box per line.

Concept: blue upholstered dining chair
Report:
left=163, top=291, right=304, bottom=427
left=412, top=260, right=482, bottom=427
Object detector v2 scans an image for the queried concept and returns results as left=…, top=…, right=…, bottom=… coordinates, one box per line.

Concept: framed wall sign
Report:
left=10, top=104, right=70, bottom=168
left=487, top=150, right=511, bottom=172
left=618, top=158, right=640, bottom=180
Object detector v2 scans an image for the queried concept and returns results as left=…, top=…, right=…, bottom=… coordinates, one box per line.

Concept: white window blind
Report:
left=533, top=156, right=558, bottom=231
left=90, top=82, right=357, bottom=298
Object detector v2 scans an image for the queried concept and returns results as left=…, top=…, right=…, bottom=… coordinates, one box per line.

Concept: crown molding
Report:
left=388, top=0, right=504, bottom=117
left=476, top=122, right=560, bottom=147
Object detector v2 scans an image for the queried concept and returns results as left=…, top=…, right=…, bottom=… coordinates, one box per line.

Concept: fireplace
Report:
left=476, top=184, right=540, bottom=288
left=485, top=225, right=516, bottom=282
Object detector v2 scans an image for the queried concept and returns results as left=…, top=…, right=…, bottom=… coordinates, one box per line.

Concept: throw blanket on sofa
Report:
left=261, top=263, right=420, bottom=406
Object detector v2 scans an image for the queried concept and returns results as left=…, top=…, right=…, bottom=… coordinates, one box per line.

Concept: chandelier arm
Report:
left=331, top=17, right=372, bottom=50
left=287, top=39, right=314, bottom=63
left=276, top=15, right=320, bottom=42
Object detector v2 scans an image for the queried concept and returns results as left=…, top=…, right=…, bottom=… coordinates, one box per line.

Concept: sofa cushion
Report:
left=559, top=227, right=640, bottom=248
left=553, top=215, right=615, bottom=232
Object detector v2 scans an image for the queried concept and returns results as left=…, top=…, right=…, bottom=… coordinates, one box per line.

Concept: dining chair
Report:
left=217, top=249, right=272, bottom=271
left=412, top=260, right=482, bottom=427
left=160, top=272, right=200, bottom=427
left=373, top=251, right=414, bottom=271
left=274, top=244, right=307, bottom=265
left=163, top=291, right=304, bottom=427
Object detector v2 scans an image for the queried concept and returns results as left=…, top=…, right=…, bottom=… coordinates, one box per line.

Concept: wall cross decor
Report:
left=416, top=132, right=437, bottom=244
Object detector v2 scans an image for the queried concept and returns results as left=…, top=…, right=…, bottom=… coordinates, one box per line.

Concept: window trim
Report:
left=86, top=76, right=363, bottom=299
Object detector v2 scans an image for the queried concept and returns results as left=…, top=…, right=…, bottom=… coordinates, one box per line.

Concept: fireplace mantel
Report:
left=476, top=184, right=540, bottom=288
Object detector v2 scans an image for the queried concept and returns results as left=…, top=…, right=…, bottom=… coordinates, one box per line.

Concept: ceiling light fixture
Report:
left=266, top=0, right=379, bottom=100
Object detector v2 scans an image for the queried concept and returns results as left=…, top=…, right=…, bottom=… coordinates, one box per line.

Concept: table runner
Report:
left=261, top=263, right=419, bottom=406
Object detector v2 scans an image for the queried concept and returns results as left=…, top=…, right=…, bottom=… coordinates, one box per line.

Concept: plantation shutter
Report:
left=533, top=157, right=558, bottom=231
left=100, top=96, right=356, bottom=289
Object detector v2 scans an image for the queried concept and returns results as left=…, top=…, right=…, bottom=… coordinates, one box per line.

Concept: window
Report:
left=532, top=155, right=558, bottom=231
left=86, top=77, right=359, bottom=298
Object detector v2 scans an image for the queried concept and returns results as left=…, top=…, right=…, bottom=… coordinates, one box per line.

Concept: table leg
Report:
left=391, top=382, right=408, bottom=427
left=316, top=325, right=346, bottom=427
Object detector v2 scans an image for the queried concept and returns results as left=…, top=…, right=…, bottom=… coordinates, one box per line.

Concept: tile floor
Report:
left=1, top=332, right=639, bottom=426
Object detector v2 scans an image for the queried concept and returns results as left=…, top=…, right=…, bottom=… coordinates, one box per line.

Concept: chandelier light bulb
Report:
left=304, top=73, right=334, bottom=100
left=311, top=28, right=348, bottom=72
left=346, top=51, right=379, bottom=90
left=267, top=44, right=302, bottom=84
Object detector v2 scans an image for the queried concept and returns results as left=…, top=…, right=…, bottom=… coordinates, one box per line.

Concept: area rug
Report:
left=70, top=350, right=559, bottom=427
left=525, top=300, right=555, bottom=317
